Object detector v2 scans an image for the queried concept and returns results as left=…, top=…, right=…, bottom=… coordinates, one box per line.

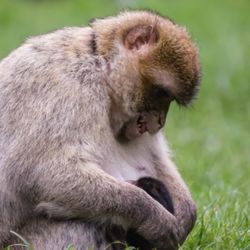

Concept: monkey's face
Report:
left=123, top=15, right=200, bottom=132
left=140, top=26, right=201, bottom=108
left=94, top=11, right=200, bottom=137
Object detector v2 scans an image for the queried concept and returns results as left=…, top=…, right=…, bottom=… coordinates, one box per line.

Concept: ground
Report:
left=0, top=0, right=249, bottom=249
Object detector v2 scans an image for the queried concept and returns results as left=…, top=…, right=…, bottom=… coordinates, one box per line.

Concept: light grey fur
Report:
left=0, top=11, right=199, bottom=250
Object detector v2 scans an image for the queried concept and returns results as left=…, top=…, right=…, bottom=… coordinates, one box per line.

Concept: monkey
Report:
left=0, top=10, right=200, bottom=250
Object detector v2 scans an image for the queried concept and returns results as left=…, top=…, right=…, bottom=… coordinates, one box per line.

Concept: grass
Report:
left=1, top=0, right=249, bottom=249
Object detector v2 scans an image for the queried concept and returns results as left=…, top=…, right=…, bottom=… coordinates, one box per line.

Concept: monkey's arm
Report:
left=35, top=159, right=178, bottom=250
left=153, top=134, right=197, bottom=245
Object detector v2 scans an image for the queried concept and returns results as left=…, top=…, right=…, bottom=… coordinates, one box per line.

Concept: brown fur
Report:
left=92, top=11, right=200, bottom=105
left=0, top=10, right=200, bottom=250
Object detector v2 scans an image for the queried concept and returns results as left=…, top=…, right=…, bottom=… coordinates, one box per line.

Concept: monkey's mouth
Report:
left=137, top=110, right=167, bottom=135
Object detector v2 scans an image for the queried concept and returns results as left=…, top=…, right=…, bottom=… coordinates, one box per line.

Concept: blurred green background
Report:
left=0, top=0, right=249, bottom=249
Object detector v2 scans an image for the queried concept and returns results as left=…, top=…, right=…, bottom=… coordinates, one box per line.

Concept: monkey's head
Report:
left=91, top=10, right=201, bottom=133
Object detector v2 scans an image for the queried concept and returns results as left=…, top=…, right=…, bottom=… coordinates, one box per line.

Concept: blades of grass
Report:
left=10, top=231, right=33, bottom=250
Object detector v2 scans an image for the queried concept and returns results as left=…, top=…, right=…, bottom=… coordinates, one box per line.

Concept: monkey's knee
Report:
left=187, top=198, right=197, bottom=231
left=178, top=198, right=197, bottom=245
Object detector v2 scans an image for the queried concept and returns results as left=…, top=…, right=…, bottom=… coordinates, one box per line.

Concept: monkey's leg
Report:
left=153, top=137, right=197, bottom=245
left=8, top=218, right=109, bottom=250
left=33, top=160, right=179, bottom=250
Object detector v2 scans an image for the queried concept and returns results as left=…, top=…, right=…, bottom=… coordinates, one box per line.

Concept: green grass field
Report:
left=1, top=0, right=249, bottom=249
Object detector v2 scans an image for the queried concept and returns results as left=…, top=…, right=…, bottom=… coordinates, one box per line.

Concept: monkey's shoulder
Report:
left=27, top=27, right=94, bottom=56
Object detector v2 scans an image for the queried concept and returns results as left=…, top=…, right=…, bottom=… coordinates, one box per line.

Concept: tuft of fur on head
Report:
left=90, top=10, right=167, bottom=58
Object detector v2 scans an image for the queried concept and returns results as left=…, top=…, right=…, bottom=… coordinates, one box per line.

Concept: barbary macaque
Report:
left=0, top=10, right=200, bottom=250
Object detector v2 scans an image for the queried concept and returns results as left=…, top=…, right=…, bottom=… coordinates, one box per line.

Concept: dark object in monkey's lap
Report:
left=136, top=177, right=175, bottom=215
left=107, top=177, right=175, bottom=250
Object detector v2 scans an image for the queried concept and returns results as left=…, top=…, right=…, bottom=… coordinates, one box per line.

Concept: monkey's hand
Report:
left=121, top=184, right=179, bottom=250
left=134, top=205, right=179, bottom=250
left=127, top=177, right=177, bottom=250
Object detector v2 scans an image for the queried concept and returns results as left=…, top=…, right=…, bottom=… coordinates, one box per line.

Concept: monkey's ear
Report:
left=124, top=26, right=158, bottom=51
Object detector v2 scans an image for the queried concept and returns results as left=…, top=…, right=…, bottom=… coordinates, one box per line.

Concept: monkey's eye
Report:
left=155, top=87, right=171, bottom=99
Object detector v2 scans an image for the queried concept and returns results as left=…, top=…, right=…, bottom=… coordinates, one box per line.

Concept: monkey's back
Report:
left=0, top=27, right=112, bottom=248
left=0, top=26, right=112, bottom=169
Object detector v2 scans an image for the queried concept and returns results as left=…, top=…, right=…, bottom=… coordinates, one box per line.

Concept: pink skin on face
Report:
left=124, top=110, right=167, bottom=141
